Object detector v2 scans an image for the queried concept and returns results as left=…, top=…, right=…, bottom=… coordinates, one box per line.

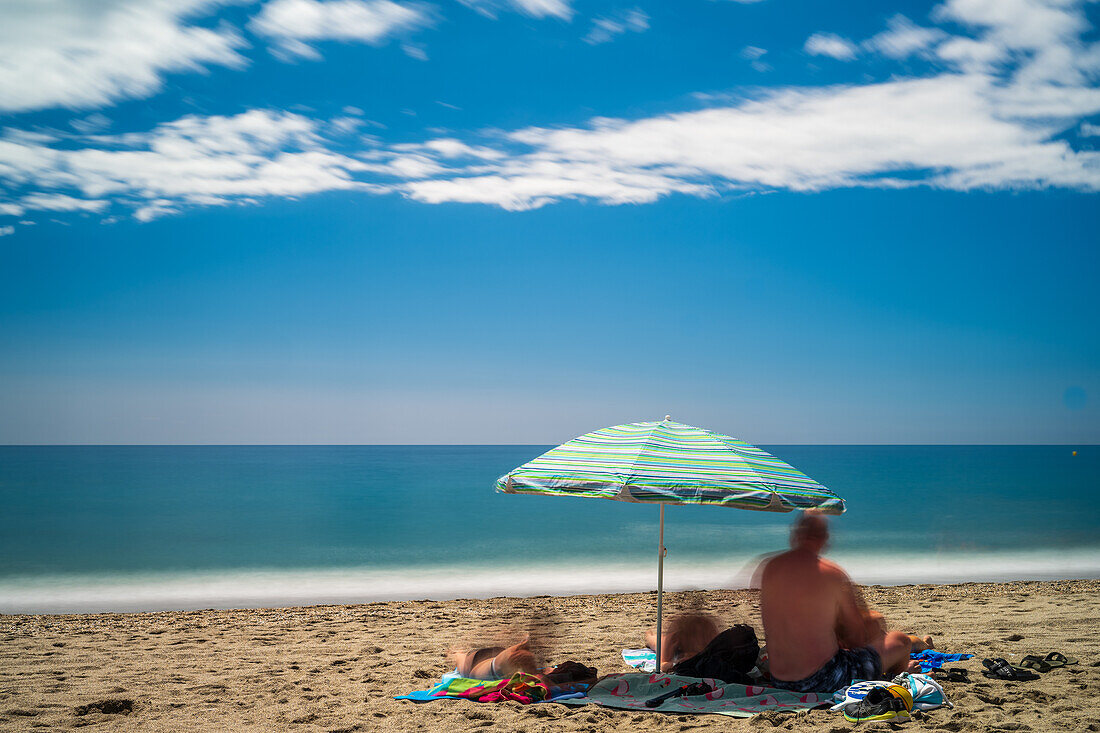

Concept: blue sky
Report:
left=0, top=0, right=1097, bottom=444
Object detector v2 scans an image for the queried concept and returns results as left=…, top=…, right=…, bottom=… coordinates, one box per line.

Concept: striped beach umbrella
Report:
left=495, top=417, right=845, bottom=667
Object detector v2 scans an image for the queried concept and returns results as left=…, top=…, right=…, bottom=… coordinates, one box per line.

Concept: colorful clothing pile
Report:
left=395, top=672, right=588, bottom=704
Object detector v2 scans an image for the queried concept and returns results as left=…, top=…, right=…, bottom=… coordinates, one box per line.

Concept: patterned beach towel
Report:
left=558, top=673, right=830, bottom=718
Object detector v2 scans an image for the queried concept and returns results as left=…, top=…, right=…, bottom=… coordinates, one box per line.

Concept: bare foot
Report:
left=906, top=634, right=935, bottom=652
left=906, top=660, right=922, bottom=673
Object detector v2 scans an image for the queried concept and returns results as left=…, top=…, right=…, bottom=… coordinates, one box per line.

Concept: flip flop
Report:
left=1019, top=655, right=1052, bottom=673
left=1044, top=652, right=1079, bottom=667
left=982, top=658, right=1039, bottom=681
left=931, top=668, right=969, bottom=683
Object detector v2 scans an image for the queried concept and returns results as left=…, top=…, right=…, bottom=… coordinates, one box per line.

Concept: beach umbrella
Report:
left=495, top=417, right=845, bottom=667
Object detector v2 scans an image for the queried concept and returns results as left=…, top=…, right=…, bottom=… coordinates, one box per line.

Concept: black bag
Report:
left=670, top=624, right=759, bottom=684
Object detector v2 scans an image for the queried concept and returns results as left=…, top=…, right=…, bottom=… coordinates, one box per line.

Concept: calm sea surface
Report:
left=1, top=446, right=1097, bottom=611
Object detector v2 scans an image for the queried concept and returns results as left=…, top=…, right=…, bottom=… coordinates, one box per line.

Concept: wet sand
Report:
left=2, top=579, right=1097, bottom=732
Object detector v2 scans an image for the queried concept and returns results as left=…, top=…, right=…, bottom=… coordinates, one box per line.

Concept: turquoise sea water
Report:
left=1, top=445, right=1097, bottom=612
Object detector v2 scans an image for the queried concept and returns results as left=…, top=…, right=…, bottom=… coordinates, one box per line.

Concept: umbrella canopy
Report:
left=496, top=418, right=844, bottom=514
left=495, top=418, right=845, bottom=669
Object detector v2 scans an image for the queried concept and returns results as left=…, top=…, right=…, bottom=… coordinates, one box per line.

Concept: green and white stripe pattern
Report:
left=496, top=419, right=844, bottom=514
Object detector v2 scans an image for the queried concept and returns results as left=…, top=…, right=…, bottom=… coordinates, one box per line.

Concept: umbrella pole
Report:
left=655, top=503, right=666, bottom=672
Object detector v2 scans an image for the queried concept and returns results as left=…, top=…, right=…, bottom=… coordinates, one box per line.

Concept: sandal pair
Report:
left=931, top=667, right=969, bottom=683
left=1018, top=652, right=1080, bottom=673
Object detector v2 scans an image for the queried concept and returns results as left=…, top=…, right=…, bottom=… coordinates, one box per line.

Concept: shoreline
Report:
left=2, top=579, right=1098, bottom=731
left=4, top=549, right=1100, bottom=614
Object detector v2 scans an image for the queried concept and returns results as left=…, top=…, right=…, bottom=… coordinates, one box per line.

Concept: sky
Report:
left=0, top=0, right=1098, bottom=444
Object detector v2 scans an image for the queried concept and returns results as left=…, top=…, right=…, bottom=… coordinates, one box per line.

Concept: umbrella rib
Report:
left=615, top=420, right=669, bottom=502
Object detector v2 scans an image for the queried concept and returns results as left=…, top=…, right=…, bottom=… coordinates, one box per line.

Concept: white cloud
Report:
left=250, top=0, right=431, bottom=60
left=0, top=0, right=246, bottom=113
left=584, top=8, right=649, bottom=45
left=70, top=114, right=113, bottom=135
left=401, top=43, right=429, bottom=60
left=22, top=193, right=109, bottom=212
left=0, top=110, right=373, bottom=221
left=0, top=203, right=24, bottom=217
left=863, top=14, right=947, bottom=59
left=932, top=0, right=1099, bottom=85
left=804, top=33, right=859, bottom=61
left=0, top=225, right=13, bottom=237
left=134, top=200, right=180, bottom=222
left=380, top=67, right=1100, bottom=208
left=459, top=0, right=573, bottom=21
left=740, top=46, right=771, bottom=72
left=1081, top=122, right=1100, bottom=137
left=5, top=0, right=1100, bottom=221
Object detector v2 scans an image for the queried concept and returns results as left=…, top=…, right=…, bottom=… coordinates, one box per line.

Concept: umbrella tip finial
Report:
left=664, top=415, right=671, bottom=422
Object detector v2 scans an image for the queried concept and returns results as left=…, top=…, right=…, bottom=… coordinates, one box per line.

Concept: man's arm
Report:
left=831, top=566, right=872, bottom=648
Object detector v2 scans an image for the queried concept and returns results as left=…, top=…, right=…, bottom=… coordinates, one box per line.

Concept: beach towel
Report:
left=557, top=672, right=830, bottom=718
left=395, top=672, right=588, bottom=704
left=910, top=649, right=973, bottom=672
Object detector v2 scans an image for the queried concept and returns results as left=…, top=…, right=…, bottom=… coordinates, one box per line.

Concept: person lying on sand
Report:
left=758, top=511, right=930, bottom=693
left=644, top=612, right=722, bottom=672
left=448, top=636, right=599, bottom=694
left=449, top=637, right=540, bottom=680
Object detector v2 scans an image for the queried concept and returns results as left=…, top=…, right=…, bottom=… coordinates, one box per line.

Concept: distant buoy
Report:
left=1072, top=450, right=1077, bottom=456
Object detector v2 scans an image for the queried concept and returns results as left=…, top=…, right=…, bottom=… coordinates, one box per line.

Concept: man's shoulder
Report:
left=817, top=557, right=852, bottom=582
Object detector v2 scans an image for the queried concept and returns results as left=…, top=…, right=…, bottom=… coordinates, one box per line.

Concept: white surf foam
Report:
left=2, top=548, right=1098, bottom=614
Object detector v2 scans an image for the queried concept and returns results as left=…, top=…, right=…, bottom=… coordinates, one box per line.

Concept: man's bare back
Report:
left=758, top=513, right=919, bottom=690
left=760, top=549, right=867, bottom=680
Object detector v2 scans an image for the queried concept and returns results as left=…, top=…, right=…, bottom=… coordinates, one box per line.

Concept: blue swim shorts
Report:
left=769, top=647, right=883, bottom=693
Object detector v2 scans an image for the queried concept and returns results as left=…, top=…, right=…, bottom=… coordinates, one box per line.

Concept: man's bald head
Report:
left=790, top=511, right=829, bottom=553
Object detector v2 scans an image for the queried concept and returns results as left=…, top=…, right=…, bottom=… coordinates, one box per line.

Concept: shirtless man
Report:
left=759, top=512, right=926, bottom=693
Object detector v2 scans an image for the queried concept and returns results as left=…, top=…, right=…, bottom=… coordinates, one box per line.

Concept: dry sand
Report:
left=2, top=579, right=1098, bottom=732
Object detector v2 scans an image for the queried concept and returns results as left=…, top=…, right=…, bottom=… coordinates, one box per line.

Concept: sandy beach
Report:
left=2, top=579, right=1097, bottom=731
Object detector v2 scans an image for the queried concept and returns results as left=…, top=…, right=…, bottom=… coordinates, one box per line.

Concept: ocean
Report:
left=1, top=445, right=1097, bottom=613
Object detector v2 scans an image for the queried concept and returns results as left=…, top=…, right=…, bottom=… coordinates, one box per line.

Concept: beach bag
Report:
left=670, top=624, right=759, bottom=684
left=891, top=672, right=951, bottom=711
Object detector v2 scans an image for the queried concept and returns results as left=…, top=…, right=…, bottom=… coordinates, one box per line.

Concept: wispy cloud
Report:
left=804, top=32, right=858, bottom=61
left=863, top=14, right=946, bottom=59
left=22, top=193, right=109, bottom=212
left=740, top=45, right=770, bottom=72
left=583, top=8, right=649, bottom=45
left=459, top=0, right=573, bottom=21
left=3, top=0, right=1099, bottom=222
left=249, top=0, right=432, bottom=61
left=0, top=225, right=13, bottom=237
left=0, top=0, right=246, bottom=113
left=0, top=110, right=375, bottom=220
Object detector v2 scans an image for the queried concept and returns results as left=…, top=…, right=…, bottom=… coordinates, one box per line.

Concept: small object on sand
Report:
left=981, top=658, right=1039, bottom=681
left=1019, top=655, right=1053, bottom=673
left=1044, top=652, right=1078, bottom=668
left=644, top=681, right=713, bottom=708
left=842, top=684, right=912, bottom=723
left=74, top=699, right=134, bottom=716
left=931, top=668, right=969, bottom=683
